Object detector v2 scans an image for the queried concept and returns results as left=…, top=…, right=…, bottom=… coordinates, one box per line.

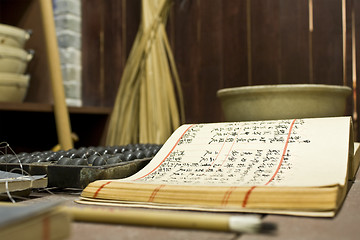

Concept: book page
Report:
left=121, top=117, right=352, bottom=187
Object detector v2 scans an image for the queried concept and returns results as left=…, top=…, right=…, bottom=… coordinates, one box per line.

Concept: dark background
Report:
left=0, top=0, right=359, bottom=152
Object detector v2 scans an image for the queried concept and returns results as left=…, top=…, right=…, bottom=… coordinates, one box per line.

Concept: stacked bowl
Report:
left=0, top=23, right=32, bottom=102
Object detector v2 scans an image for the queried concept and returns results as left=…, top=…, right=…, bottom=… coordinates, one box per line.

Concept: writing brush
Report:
left=64, top=206, right=276, bottom=234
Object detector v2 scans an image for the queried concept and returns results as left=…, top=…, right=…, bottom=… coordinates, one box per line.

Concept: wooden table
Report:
left=21, top=169, right=360, bottom=240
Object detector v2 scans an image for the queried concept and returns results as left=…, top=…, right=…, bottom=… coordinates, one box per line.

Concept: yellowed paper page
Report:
left=119, top=117, right=352, bottom=188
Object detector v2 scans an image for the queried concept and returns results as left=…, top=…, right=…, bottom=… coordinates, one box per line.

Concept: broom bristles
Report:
left=106, top=0, right=184, bottom=146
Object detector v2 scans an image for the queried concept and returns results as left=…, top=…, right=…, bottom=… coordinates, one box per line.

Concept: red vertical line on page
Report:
left=93, top=181, right=113, bottom=198
left=42, top=215, right=50, bottom=240
left=218, top=133, right=239, bottom=168
left=265, top=119, right=296, bottom=185
left=135, top=125, right=195, bottom=180
left=221, top=186, right=238, bottom=206
left=148, top=184, right=165, bottom=202
left=242, top=119, right=297, bottom=207
left=205, top=124, right=243, bottom=174
left=206, top=133, right=229, bottom=171
left=215, top=125, right=243, bottom=170
left=219, top=125, right=242, bottom=205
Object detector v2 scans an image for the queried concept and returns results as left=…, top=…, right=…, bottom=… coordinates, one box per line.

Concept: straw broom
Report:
left=106, top=0, right=185, bottom=145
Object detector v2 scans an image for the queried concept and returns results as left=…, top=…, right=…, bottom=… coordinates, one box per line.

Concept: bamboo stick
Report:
left=39, top=0, right=73, bottom=150
left=65, top=206, right=264, bottom=233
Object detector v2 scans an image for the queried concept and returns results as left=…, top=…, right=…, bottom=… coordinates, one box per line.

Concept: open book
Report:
left=79, top=117, right=359, bottom=217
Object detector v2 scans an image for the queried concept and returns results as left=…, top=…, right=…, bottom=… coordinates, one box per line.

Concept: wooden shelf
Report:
left=68, top=106, right=112, bottom=115
left=0, top=102, right=112, bottom=153
left=0, top=1, right=114, bottom=153
left=0, top=1, right=119, bottom=152
left=0, top=102, right=112, bottom=115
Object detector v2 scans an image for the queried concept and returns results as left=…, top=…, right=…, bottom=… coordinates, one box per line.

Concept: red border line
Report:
left=210, top=125, right=243, bottom=172
left=242, top=186, right=256, bottom=207
left=93, top=181, right=112, bottom=198
left=135, top=124, right=195, bottom=180
left=148, top=184, right=165, bottom=202
left=205, top=132, right=230, bottom=172
left=218, top=132, right=239, bottom=168
left=242, top=119, right=297, bottom=207
left=221, top=186, right=237, bottom=206
left=265, top=119, right=296, bottom=185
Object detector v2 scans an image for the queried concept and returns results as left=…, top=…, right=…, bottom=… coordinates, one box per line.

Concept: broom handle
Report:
left=39, top=0, right=73, bottom=150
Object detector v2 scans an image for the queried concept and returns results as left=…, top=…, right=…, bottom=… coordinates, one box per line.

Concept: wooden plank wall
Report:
left=83, top=0, right=358, bottom=136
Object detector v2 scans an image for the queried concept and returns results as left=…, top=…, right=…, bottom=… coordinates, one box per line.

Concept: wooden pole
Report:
left=38, top=0, right=73, bottom=150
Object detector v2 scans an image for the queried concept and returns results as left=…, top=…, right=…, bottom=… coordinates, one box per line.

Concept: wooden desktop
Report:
left=17, top=166, right=360, bottom=240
